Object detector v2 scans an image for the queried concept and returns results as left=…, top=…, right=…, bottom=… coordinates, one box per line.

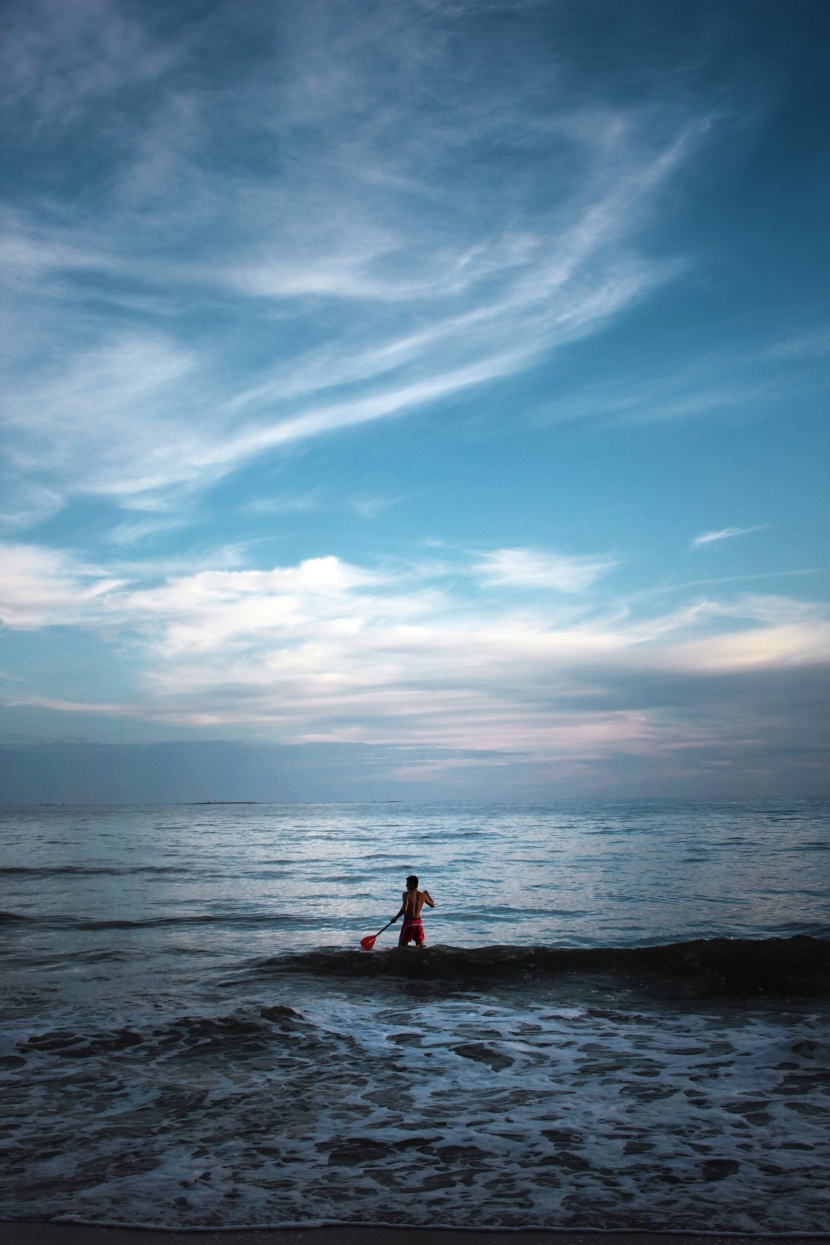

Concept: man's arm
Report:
left=422, top=889, right=435, bottom=908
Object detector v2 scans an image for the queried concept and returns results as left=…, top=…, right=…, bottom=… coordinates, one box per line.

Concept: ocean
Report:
left=1, top=799, right=829, bottom=1232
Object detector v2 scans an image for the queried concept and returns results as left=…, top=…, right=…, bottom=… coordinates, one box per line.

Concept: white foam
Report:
left=1, top=986, right=828, bottom=1232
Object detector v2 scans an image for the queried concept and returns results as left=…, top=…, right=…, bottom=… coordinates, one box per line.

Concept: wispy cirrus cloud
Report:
left=0, top=0, right=178, bottom=128
left=691, top=525, right=768, bottom=549
left=0, top=0, right=713, bottom=521
left=1, top=332, right=203, bottom=502
left=472, top=548, right=615, bottom=593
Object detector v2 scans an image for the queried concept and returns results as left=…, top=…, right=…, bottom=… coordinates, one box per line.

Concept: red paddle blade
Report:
left=360, top=934, right=377, bottom=951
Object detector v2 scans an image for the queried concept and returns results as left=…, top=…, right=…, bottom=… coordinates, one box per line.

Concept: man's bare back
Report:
left=401, top=887, right=433, bottom=919
left=395, top=874, right=435, bottom=947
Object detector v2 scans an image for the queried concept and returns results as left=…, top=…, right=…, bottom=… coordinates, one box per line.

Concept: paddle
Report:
left=360, top=917, right=397, bottom=951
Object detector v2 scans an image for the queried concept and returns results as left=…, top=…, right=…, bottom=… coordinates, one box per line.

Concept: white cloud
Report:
left=769, top=324, right=830, bottom=358
left=0, top=5, right=826, bottom=794
left=473, top=548, right=615, bottom=592
left=242, top=492, right=321, bottom=517
left=0, top=481, right=64, bottom=530
left=4, top=543, right=829, bottom=759
left=691, top=526, right=768, bottom=549
left=351, top=495, right=403, bottom=520
left=0, top=543, right=123, bottom=628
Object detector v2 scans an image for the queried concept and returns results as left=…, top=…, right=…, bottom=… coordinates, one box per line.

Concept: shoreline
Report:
left=4, top=1226, right=830, bottom=1245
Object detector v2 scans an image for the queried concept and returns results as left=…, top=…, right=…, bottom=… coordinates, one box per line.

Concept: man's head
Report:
left=406, top=874, right=418, bottom=890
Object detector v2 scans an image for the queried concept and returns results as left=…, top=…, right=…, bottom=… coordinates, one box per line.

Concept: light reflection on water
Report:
left=2, top=800, right=828, bottom=958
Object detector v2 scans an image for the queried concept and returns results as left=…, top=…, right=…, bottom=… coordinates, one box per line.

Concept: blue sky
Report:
left=1, top=0, right=829, bottom=801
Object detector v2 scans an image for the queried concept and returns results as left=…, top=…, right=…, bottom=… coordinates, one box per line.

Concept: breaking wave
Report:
left=251, top=935, right=830, bottom=997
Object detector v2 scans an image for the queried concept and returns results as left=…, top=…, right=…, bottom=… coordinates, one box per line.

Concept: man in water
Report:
left=394, top=874, right=435, bottom=948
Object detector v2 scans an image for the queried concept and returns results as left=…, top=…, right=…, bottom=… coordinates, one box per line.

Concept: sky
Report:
left=1, top=0, right=829, bottom=802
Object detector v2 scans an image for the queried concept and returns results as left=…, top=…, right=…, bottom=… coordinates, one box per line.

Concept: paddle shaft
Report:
left=360, top=915, right=399, bottom=950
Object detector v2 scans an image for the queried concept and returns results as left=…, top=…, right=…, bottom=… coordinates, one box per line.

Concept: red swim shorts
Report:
left=398, top=917, right=425, bottom=946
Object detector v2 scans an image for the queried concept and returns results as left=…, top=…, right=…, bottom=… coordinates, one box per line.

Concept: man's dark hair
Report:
left=406, top=874, right=418, bottom=890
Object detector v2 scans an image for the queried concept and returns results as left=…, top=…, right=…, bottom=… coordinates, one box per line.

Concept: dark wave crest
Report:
left=254, top=936, right=830, bottom=998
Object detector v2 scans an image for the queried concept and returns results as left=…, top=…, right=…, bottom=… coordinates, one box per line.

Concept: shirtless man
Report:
left=394, top=874, right=435, bottom=948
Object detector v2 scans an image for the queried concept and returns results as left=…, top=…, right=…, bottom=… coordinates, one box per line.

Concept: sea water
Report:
left=1, top=800, right=829, bottom=1231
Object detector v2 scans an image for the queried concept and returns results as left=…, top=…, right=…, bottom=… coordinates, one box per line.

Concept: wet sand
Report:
left=3, top=1226, right=829, bottom=1245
